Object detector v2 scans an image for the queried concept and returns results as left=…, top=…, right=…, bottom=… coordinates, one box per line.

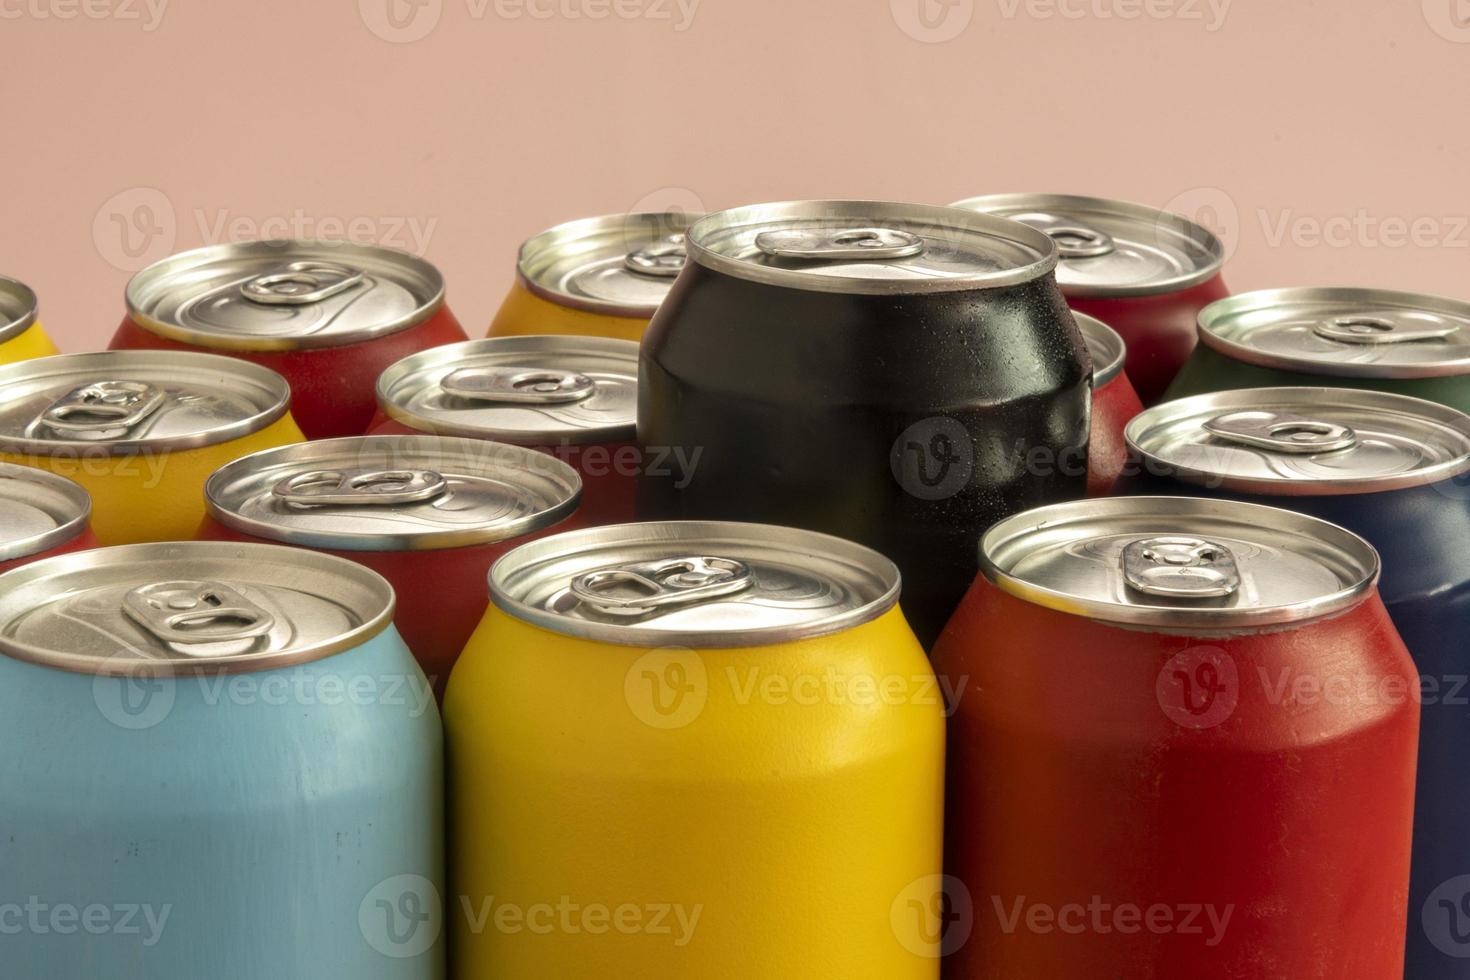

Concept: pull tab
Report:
left=624, top=234, right=687, bottom=278
left=1122, top=537, right=1241, bottom=599
left=1313, top=313, right=1460, bottom=345
left=1018, top=215, right=1116, bottom=259
left=440, top=367, right=597, bottom=405
left=122, top=581, right=277, bottom=649
left=272, top=469, right=449, bottom=507
left=1204, top=410, right=1359, bottom=455
left=755, top=227, right=926, bottom=261
left=570, top=556, right=753, bottom=617
left=38, top=381, right=165, bottom=438
left=239, top=261, right=365, bottom=306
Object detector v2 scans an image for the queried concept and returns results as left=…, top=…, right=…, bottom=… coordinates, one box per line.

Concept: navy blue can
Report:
left=1117, top=386, right=1470, bottom=978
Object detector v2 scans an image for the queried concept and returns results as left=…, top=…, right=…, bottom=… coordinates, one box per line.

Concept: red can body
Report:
left=1088, top=368, right=1145, bottom=496
left=932, top=575, right=1417, bottom=978
left=0, top=525, right=97, bottom=576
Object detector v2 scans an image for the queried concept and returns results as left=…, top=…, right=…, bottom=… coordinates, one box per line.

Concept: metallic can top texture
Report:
left=1077, top=310, right=1127, bottom=385
left=125, top=239, right=445, bottom=351
left=949, top=192, right=1225, bottom=297
left=1197, top=286, right=1470, bottom=380
left=0, top=541, right=394, bottom=675
left=687, top=200, right=1058, bottom=294
left=490, top=520, right=902, bottom=647
left=0, top=350, right=292, bottom=455
left=205, top=434, right=581, bottom=551
left=0, top=275, right=39, bottom=345
left=1126, top=386, right=1470, bottom=495
left=377, top=335, right=638, bottom=444
left=0, top=461, right=90, bottom=562
left=982, top=495, right=1379, bottom=631
left=517, top=210, right=700, bottom=318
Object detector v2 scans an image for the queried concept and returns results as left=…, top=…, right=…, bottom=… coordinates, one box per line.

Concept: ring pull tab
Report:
left=1313, top=313, right=1461, bottom=346
left=122, top=581, right=277, bottom=651
left=440, top=367, right=597, bottom=405
left=271, top=469, right=449, bottom=508
left=754, top=227, right=926, bottom=261
left=1017, top=215, right=1116, bottom=259
left=37, top=381, right=166, bottom=438
left=1122, top=537, right=1241, bottom=599
left=570, top=556, right=754, bottom=617
left=239, top=261, right=366, bottom=306
left=624, top=234, right=687, bottom=279
left=1204, top=410, right=1360, bottom=455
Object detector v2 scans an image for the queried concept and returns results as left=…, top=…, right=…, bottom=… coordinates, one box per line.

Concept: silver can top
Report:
left=950, top=193, right=1225, bottom=297
left=981, top=496, right=1379, bottom=631
left=517, top=211, right=700, bottom=318
left=1198, top=287, right=1470, bottom=380
left=1126, top=387, right=1470, bottom=495
left=687, top=201, right=1058, bottom=295
left=0, top=462, right=90, bottom=562
left=490, top=521, right=902, bottom=647
left=125, top=240, right=445, bottom=351
left=0, top=351, right=292, bottom=456
left=0, top=275, right=39, bottom=345
left=205, top=435, right=581, bottom=551
left=376, top=336, right=637, bottom=445
left=1076, top=311, right=1127, bottom=386
left=0, top=542, right=395, bottom=675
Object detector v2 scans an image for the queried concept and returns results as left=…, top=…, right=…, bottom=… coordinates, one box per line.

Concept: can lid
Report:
left=517, top=211, right=700, bottom=318
left=950, top=193, right=1224, bottom=297
left=490, top=521, right=901, bottom=647
left=0, top=462, right=90, bottom=562
left=1075, top=311, right=1127, bottom=386
left=687, top=201, right=1057, bottom=295
left=1126, top=387, right=1470, bottom=495
left=377, top=336, right=637, bottom=445
left=1198, top=287, right=1470, bottom=379
left=0, top=351, right=292, bottom=456
left=206, top=435, right=581, bottom=551
left=0, top=276, right=39, bottom=344
left=981, top=496, right=1379, bottom=630
left=0, top=542, right=395, bottom=675
left=125, top=240, right=445, bottom=351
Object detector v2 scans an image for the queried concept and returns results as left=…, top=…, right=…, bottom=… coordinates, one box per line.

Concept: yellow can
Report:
left=446, top=522, right=945, bottom=979
left=0, top=276, right=59, bottom=364
left=488, top=211, right=700, bottom=342
left=0, top=351, right=304, bottom=545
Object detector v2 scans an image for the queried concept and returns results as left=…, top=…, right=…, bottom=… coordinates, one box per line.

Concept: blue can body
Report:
left=0, top=626, right=444, bottom=979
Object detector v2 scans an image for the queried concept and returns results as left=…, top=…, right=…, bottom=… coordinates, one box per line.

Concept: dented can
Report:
left=0, top=275, right=59, bottom=364
left=1077, top=312, right=1144, bottom=495
left=0, top=462, right=95, bottom=574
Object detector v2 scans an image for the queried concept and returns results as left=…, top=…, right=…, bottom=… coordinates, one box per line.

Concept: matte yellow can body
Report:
left=0, top=322, right=59, bottom=364
left=487, top=281, right=650, bottom=342
left=445, top=604, right=945, bottom=979
left=1, top=414, right=305, bottom=545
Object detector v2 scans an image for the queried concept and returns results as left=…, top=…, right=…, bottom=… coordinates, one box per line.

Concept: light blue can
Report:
left=0, top=542, right=444, bottom=978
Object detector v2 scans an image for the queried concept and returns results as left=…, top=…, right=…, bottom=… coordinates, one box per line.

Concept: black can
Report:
left=638, top=201, right=1091, bottom=645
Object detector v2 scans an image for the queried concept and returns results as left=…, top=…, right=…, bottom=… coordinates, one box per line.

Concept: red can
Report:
left=932, top=496, right=1417, bottom=979
left=952, top=194, right=1229, bottom=404
left=0, top=462, right=96, bottom=574
left=198, top=435, right=580, bottom=698
left=370, top=336, right=640, bottom=528
left=1076, top=312, right=1144, bottom=495
left=111, top=240, right=469, bottom=438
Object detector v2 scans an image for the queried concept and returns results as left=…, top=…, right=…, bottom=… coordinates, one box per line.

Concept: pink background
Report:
left=5, top=0, right=1468, bottom=351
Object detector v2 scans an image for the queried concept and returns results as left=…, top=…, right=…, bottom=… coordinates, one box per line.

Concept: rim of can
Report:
left=686, top=200, right=1059, bottom=295
left=949, top=192, right=1225, bottom=297
left=205, top=434, right=582, bottom=551
left=980, top=496, right=1380, bottom=631
left=1075, top=311, right=1127, bottom=386
left=517, top=211, right=702, bottom=318
left=376, top=335, right=638, bottom=445
left=1198, top=286, right=1470, bottom=379
left=488, top=520, right=902, bottom=648
left=0, top=541, right=396, bottom=676
left=0, top=350, right=292, bottom=456
left=0, top=276, right=39, bottom=344
left=124, top=239, right=446, bottom=351
left=1125, top=386, right=1470, bottom=495
left=0, top=462, right=91, bottom=562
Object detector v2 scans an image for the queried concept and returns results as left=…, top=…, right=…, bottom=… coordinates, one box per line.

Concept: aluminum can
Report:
left=932, top=496, right=1416, bottom=978
left=0, top=350, right=304, bottom=544
left=0, top=461, right=95, bottom=573
left=371, top=336, right=638, bottom=526
left=1077, top=311, right=1143, bottom=495
left=446, top=521, right=944, bottom=978
left=0, top=542, right=443, bottom=979
left=489, top=211, right=699, bottom=342
left=638, top=201, right=1090, bottom=647
left=199, top=435, right=580, bottom=698
left=0, top=275, right=59, bottom=364
left=110, top=240, right=469, bottom=438
left=951, top=193, right=1229, bottom=404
